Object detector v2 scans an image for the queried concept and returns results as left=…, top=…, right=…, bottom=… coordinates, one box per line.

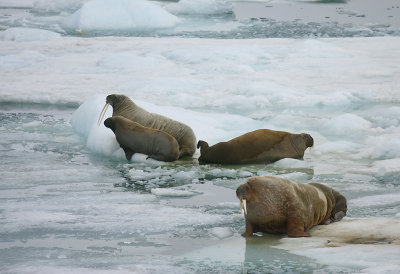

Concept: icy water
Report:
left=1, top=0, right=400, bottom=273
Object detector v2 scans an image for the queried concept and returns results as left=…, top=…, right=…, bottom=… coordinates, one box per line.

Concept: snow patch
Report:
left=0, top=28, right=61, bottom=42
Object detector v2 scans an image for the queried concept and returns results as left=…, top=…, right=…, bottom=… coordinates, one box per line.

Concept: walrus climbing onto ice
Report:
left=104, top=116, right=179, bottom=162
left=236, top=176, right=347, bottom=237
left=197, top=129, right=313, bottom=164
left=98, top=94, right=196, bottom=158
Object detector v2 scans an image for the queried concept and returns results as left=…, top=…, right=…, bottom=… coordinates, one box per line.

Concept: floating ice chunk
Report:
left=237, top=170, right=253, bottom=178
left=315, top=140, right=363, bottom=155
left=349, top=193, right=400, bottom=208
left=209, top=168, right=237, bottom=178
left=0, top=50, right=46, bottom=71
left=273, top=158, right=311, bottom=169
left=216, top=202, right=239, bottom=209
left=0, top=28, right=61, bottom=42
left=151, top=188, right=200, bottom=197
left=275, top=218, right=400, bottom=272
left=172, top=170, right=199, bottom=182
left=211, top=227, right=233, bottom=239
left=32, top=0, right=85, bottom=14
left=256, top=170, right=274, bottom=177
left=166, top=0, right=232, bottom=15
left=372, top=158, right=400, bottom=175
left=367, top=135, right=400, bottom=160
left=71, top=94, right=108, bottom=138
left=324, top=113, right=372, bottom=135
left=61, top=0, right=180, bottom=34
left=279, top=172, right=311, bottom=182
left=128, top=167, right=175, bottom=181
left=290, top=39, right=350, bottom=59
left=0, top=0, right=33, bottom=8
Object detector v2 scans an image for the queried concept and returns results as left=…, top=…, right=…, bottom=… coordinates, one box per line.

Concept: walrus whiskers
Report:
left=97, top=103, right=110, bottom=126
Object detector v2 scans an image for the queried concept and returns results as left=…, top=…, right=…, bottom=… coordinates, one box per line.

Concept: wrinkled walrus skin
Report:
left=104, top=116, right=179, bottom=162
left=103, top=94, right=196, bottom=158
left=236, top=176, right=347, bottom=237
left=197, top=129, right=313, bottom=164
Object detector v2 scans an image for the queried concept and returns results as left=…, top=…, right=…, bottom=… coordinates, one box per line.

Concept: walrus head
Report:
left=197, top=140, right=210, bottom=163
left=330, top=193, right=347, bottom=223
left=301, top=133, right=314, bottom=148
left=197, top=140, right=209, bottom=150
left=97, top=94, right=134, bottom=126
left=236, top=182, right=256, bottom=216
left=104, top=117, right=116, bottom=132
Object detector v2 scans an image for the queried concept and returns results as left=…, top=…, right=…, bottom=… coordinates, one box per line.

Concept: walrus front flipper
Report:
left=242, top=219, right=255, bottom=237
left=121, top=145, right=134, bottom=160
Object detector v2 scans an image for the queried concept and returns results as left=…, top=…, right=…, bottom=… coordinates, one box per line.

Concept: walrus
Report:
left=98, top=94, right=196, bottom=158
left=197, top=129, right=313, bottom=164
left=104, top=115, right=179, bottom=162
left=236, top=176, right=347, bottom=237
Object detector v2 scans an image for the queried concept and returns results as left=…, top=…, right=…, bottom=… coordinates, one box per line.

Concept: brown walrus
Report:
left=197, top=129, right=313, bottom=164
left=236, top=176, right=347, bottom=237
left=98, top=94, right=196, bottom=158
left=104, top=115, right=179, bottom=162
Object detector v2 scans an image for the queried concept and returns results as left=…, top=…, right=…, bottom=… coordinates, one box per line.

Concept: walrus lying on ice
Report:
left=236, top=176, right=347, bottom=237
left=197, top=129, right=313, bottom=164
left=104, top=116, right=179, bottom=162
left=98, top=94, right=196, bottom=158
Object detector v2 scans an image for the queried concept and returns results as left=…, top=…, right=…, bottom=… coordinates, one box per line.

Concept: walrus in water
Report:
left=197, top=129, right=313, bottom=164
left=236, top=176, right=347, bottom=237
left=104, top=116, right=179, bottom=162
left=98, top=94, right=196, bottom=158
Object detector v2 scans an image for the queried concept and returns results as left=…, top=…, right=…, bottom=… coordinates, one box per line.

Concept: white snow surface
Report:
left=1, top=25, right=400, bottom=273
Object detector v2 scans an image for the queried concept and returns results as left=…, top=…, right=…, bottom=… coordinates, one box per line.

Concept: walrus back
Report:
left=198, top=129, right=290, bottom=164
left=252, top=177, right=330, bottom=229
left=112, top=98, right=196, bottom=157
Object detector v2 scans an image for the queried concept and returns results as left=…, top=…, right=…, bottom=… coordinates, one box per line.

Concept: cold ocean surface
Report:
left=1, top=0, right=400, bottom=273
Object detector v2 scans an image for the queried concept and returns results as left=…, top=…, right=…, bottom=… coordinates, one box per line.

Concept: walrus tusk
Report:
left=240, top=199, right=247, bottom=216
left=97, top=103, right=109, bottom=126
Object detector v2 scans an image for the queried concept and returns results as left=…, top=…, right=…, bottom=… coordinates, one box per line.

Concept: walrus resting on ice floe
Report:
left=104, top=116, right=179, bottom=162
left=236, top=176, right=347, bottom=237
left=197, top=129, right=313, bottom=164
left=98, top=94, right=196, bottom=158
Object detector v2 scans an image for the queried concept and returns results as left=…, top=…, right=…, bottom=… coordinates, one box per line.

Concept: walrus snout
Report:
left=302, top=133, right=314, bottom=148
left=236, top=184, right=250, bottom=216
left=236, top=183, right=251, bottom=200
left=106, top=94, right=117, bottom=105
left=197, top=140, right=209, bottom=150
left=331, top=195, right=347, bottom=222
left=333, top=211, right=346, bottom=222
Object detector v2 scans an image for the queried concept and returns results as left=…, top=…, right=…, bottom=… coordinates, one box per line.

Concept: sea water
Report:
left=1, top=0, right=400, bottom=273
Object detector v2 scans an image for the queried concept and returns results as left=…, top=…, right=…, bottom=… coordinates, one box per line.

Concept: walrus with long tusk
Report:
left=98, top=94, right=197, bottom=158
left=104, top=116, right=179, bottom=162
left=236, top=176, right=347, bottom=237
left=197, top=129, right=313, bottom=164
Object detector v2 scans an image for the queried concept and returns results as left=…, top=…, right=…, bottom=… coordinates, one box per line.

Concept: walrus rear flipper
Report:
left=121, top=146, right=134, bottom=160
